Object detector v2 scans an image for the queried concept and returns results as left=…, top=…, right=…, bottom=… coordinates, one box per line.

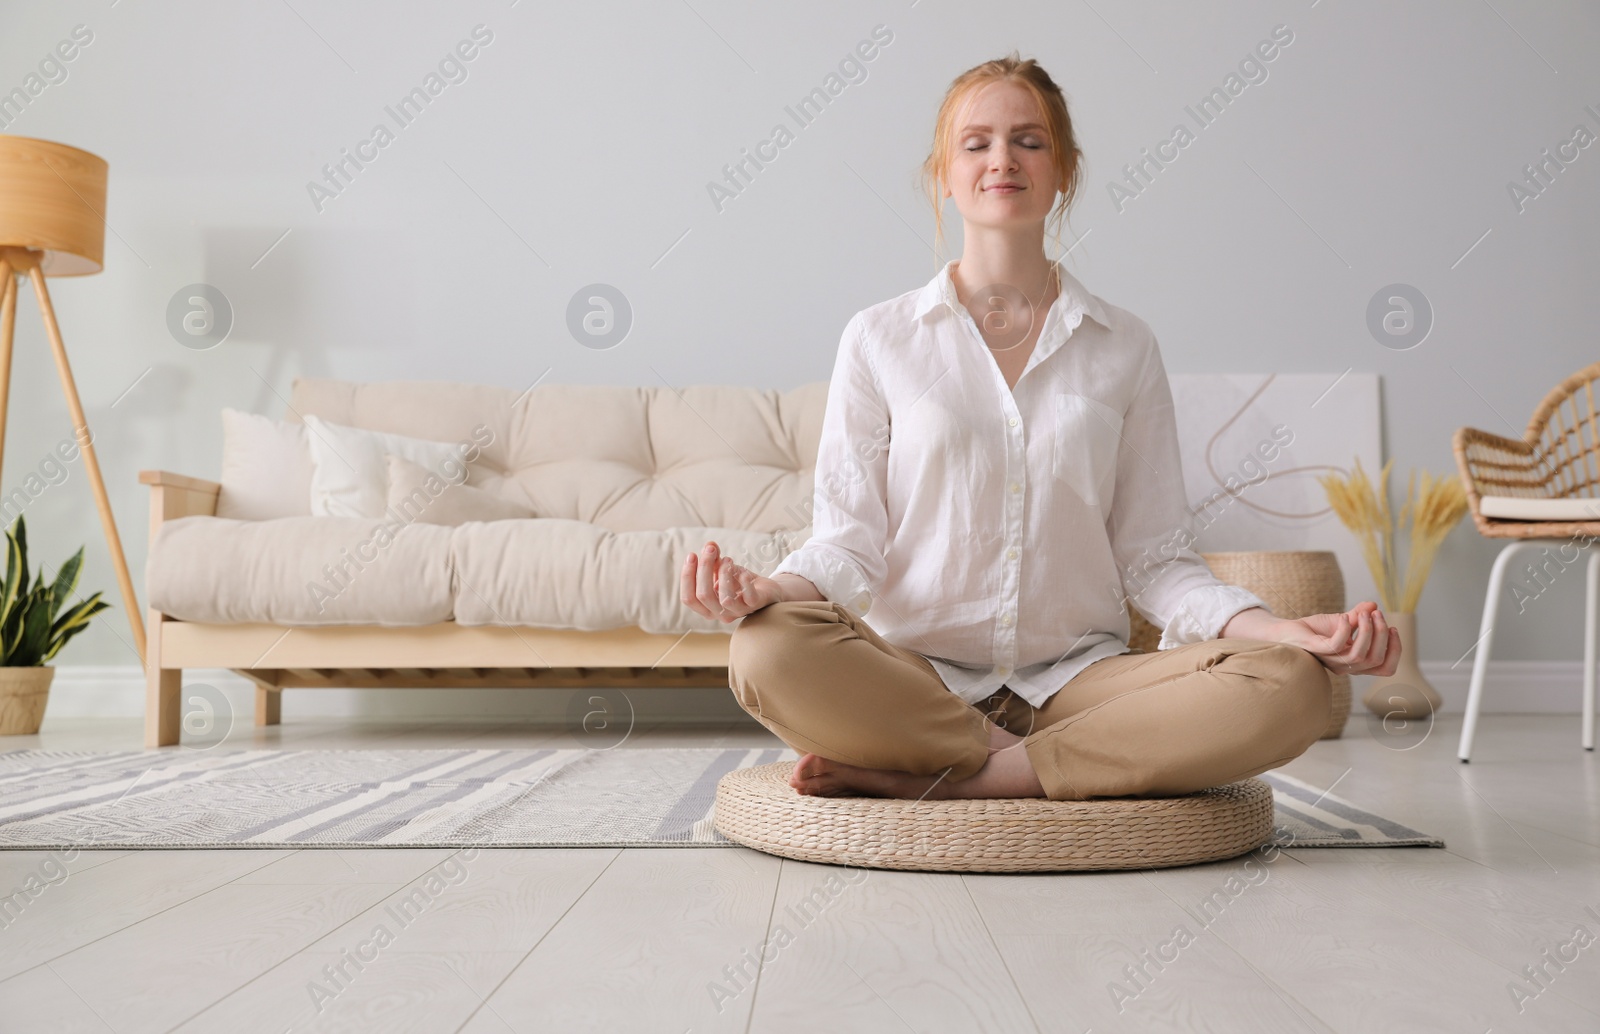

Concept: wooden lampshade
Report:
left=0, top=136, right=107, bottom=277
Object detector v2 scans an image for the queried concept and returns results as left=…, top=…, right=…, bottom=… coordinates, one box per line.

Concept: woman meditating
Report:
left=680, top=53, right=1399, bottom=803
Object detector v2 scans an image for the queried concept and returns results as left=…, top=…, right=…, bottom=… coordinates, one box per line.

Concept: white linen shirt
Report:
left=768, top=259, right=1270, bottom=709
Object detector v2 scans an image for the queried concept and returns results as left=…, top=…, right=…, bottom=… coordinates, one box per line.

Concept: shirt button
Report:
left=1000, top=614, right=1013, bottom=627
left=853, top=593, right=871, bottom=613
left=1010, top=482, right=1021, bottom=493
left=1008, top=417, right=1018, bottom=427
left=1007, top=548, right=1018, bottom=559
left=997, top=666, right=1010, bottom=676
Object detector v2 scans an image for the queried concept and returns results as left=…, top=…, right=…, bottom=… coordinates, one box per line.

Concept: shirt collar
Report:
left=910, top=258, right=1112, bottom=331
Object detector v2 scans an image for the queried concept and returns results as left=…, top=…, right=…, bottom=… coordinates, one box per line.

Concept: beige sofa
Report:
left=140, top=377, right=825, bottom=746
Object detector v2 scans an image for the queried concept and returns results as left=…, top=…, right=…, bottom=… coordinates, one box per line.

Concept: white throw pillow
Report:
left=214, top=409, right=313, bottom=520
left=303, top=415, right=461, bottom=518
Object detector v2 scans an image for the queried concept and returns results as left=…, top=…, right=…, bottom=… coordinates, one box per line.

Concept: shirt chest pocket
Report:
left=1051, top=393, right=1124, bottom=511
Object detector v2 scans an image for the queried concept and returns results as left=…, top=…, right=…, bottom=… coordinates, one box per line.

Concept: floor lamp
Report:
left=0, top=135, right=144, bottom=666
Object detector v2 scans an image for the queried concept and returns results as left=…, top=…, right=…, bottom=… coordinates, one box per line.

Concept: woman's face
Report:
left=944, top=80, right=1058, bottom=231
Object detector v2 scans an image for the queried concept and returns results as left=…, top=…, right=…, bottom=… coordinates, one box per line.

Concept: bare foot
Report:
left=787, top=726, right=1045, bottom=801
left=787, top=752, right=950, bottom=799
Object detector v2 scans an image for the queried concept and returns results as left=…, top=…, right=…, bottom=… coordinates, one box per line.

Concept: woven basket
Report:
left=0, top=667, right=54, bottom=736
left=714, top=762, right=1275, bottom=873
left=1127, top=551, right=1350, bottom=740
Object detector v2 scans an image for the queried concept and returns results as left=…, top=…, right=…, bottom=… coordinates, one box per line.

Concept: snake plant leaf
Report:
left=48, top=593, right=109, bottom=645
left=11, top=515, right=28, bottom=604
left=44, top=598, right=108, bottom=662
left=42, top=620, right=94, bottom=663
left=9, top=587, right=54, bottom=667
left=49, top=548, right=85, bottom=622
left=0, top=588, right=28, bottom=663
left=0, top=516, right=109, bottom=667
left=0, top=526, right=21, bottom=631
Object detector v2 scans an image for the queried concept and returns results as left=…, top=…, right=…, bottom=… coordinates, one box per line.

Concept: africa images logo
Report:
left=305, top=24, right=495, bottom=213
left=705, top=24, right=894, bottom=213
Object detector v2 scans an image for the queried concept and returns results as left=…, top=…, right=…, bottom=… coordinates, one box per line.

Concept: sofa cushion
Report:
left=287, top=377, right=827, bottom=535
left=450, top=519, right=811, bottom=633
left=385, top=454, right=536, bottom=526
left=148, top=514, right=809, bottom=632
left=148, top=515, right=456, bottom=625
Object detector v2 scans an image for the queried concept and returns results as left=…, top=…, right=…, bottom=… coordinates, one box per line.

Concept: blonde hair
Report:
left=920, top=52, right=1083, bottom=265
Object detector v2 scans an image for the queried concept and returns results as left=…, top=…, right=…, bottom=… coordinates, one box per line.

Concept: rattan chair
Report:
left=1453, top=360, right=1600, bottom=761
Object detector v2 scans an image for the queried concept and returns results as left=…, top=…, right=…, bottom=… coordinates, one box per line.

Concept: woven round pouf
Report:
left=713, top=762, right=1276, bottom=873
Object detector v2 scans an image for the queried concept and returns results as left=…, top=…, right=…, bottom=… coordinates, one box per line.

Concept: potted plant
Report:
left=0, top=514, right=110, bottom=735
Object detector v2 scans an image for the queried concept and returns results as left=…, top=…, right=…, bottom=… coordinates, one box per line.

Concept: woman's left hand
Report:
left=1281, top=601, right=1401, bottom=677
left=1224, top=600, right=1400, bottom=677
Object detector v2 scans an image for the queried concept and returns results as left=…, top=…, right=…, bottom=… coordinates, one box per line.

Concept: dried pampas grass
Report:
left=1318, top=458, right=1468, bottom=613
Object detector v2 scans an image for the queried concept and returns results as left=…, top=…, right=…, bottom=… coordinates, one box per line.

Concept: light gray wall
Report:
left=1, top=0, right=1596, bottom=678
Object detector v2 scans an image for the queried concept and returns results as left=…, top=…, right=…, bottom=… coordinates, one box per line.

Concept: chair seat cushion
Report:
left=713, top=762, right=1275, bottom=872
left=1479, top=495, right=1600, bottom=521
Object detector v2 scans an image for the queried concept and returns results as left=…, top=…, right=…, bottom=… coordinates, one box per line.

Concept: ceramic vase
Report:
left=1360, top=611, right=1440, bottom=719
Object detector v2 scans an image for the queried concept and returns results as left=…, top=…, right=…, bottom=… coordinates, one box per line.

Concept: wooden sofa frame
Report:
left=140, top=470, right=735, bottom=747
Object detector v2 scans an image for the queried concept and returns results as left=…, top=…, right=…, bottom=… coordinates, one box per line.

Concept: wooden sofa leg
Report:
left=145, top=666, right=180, bottom=747
left=256, top=687, right=281, bottom=727
left=144, top=609, right=180, bottom=748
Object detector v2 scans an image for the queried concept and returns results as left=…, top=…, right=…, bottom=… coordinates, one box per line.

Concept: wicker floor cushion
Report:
left=713, top=762, right=1275, bottom=873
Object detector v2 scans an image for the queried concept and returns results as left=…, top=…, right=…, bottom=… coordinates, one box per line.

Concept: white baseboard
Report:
left=38, top=660, right=1590, bottom=723
left=1356, top=660, right=1588, bottom=715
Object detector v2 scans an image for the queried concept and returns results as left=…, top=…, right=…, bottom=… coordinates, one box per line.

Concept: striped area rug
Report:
left=0, top=748, right=1441, bottom=849
left=1257, top=771, right=1443, bottom=847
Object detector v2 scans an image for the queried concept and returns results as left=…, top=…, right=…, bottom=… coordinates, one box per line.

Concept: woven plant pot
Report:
left=1127, top=551, right=1350, bottom=740
left=0, top=667, right=55, bottom=736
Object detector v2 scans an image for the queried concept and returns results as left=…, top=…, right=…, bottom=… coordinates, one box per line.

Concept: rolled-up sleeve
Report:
left=1104, top=330, right=1271, bottom=649
left=770, top=313, right=890, bottom=617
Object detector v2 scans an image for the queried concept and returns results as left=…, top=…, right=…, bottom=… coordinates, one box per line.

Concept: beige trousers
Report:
left=727, top=601, right=1333, bottom=801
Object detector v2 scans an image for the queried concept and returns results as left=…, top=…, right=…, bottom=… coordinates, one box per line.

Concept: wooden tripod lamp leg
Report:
left=24, top=265, right=147, bottom=666
left=0, top=262, right=15, bottom=489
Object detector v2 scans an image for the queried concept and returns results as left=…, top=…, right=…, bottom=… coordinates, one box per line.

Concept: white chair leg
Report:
left=1586, top=549, right=1598, bottom=752
left=1459, top=540, right=1547, bottom=762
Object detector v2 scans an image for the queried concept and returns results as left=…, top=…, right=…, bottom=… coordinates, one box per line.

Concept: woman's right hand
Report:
left=681, top=541, right=785, bottom=623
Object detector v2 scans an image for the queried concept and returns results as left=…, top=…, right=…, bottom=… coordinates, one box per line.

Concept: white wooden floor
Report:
left=0, top=712, right=1596, bottom=1034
